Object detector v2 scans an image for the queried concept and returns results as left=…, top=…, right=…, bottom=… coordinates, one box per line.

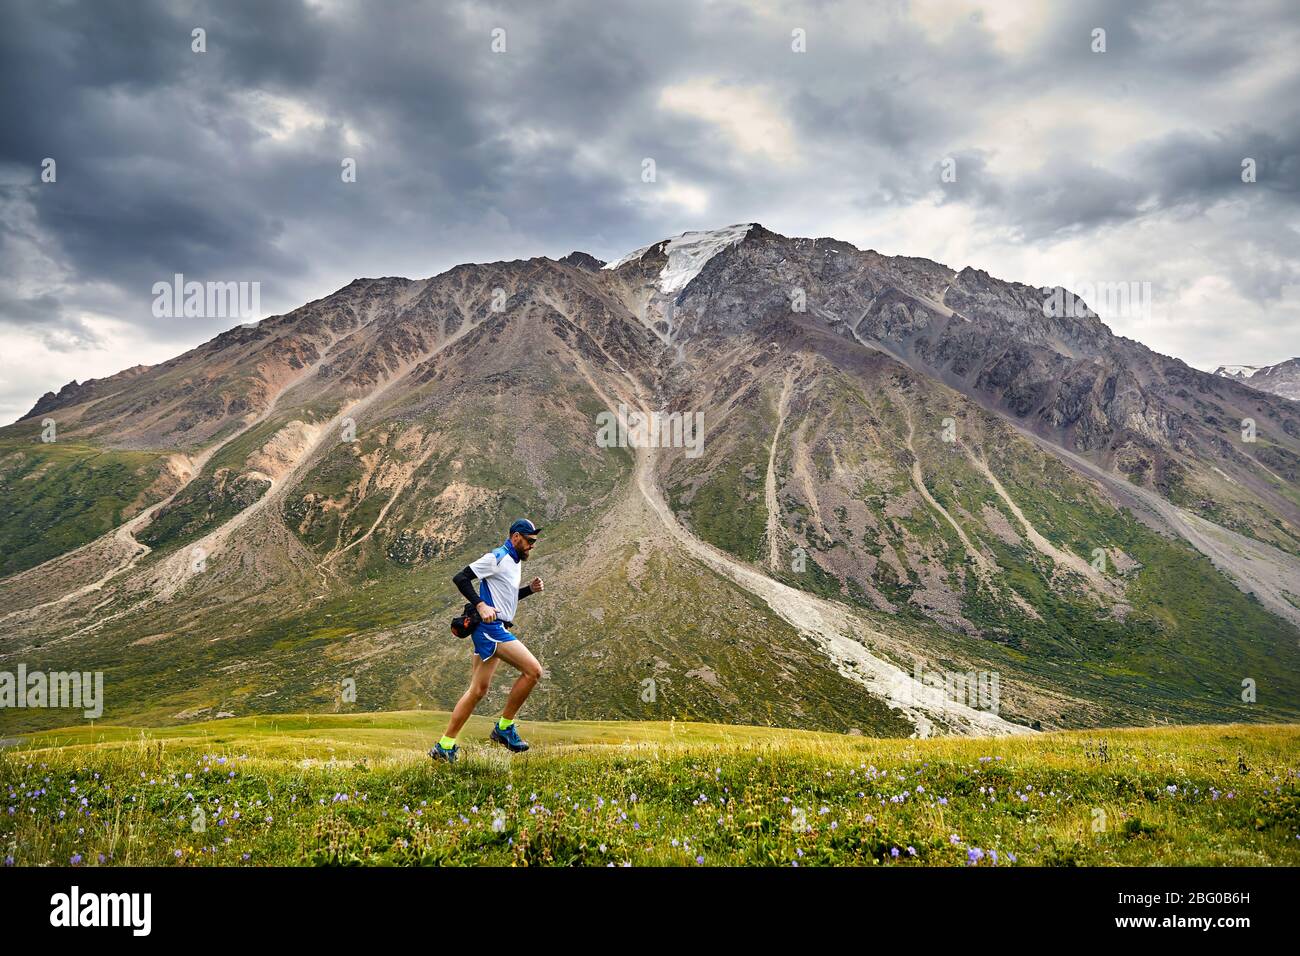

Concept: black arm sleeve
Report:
left=453, top=566, right=480, bottom=605
left=517, top=584, right=534, bottom=601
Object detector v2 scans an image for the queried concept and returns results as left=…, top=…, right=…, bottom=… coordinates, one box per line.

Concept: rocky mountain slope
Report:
left=2, top=224, right=1298, bottom=735
left=1215, top=359, right=1300, bottom=402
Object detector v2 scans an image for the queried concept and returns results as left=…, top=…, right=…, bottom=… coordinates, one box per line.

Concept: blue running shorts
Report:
left=471, top=619, right=516, bottom=660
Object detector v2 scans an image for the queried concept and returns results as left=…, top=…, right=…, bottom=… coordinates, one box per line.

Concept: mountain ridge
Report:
left=2, top=223, right=1298, bottom=736
left=1214, top=358, right=1300, bottom=401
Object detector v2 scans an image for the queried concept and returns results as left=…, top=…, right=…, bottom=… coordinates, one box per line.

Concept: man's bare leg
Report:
left=492, top=639, right=543, bottom=720
left=443, top=653, right=500, bottom=740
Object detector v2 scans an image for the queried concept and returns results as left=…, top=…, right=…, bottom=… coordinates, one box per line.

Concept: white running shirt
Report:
left=468, top=540, right=523, bottom=621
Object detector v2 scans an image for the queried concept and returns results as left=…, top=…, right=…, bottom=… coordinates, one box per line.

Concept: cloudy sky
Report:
left=2, top=0, right=1297, bottom=423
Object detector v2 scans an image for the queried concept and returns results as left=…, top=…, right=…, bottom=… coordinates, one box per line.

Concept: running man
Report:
left=429, top=518, right=545, bottom=763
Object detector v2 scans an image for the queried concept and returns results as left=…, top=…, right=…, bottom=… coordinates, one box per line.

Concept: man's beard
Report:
left=519, top=548, right=529, bottom=561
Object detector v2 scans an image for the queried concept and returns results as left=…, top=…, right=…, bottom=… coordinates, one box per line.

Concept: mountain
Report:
left=1213, top=365, right=1261, bottom=381
left=3, top=224, right=1299, bottom=736
left=1215, top=359, right=1300, bottom=402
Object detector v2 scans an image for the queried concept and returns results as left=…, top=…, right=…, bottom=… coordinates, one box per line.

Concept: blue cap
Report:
left=509, top=518, right=542, bottom=537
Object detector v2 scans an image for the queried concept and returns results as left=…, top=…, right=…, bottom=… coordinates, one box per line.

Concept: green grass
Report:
left=3, top=714, right=1297, bottom=866
left=666, top=386, right=774, bottom=564
left=0, top=438, right=166, bottom=577
left=136, top=470, right=271, bottom=553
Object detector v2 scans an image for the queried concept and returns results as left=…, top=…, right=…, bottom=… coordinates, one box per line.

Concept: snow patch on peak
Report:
left=1214, top=365, right=1261, bottom=379
left=603, top=223, right=755, bottom=295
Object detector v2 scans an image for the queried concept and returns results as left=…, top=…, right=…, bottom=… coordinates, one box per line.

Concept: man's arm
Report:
left=518, top=577, right=544, bottom=600
left=452, top=566, right=479, bottom=606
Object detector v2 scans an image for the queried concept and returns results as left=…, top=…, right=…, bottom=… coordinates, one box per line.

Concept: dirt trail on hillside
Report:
left=46, top=316, right=479, bottom=638
left=18, top=291, right=444, bottom=617
left=0, top=347, right=344, bottom=628
left=144, top=319, right=488, bottom=606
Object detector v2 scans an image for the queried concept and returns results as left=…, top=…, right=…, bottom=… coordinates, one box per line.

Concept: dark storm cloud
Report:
left=1136, top=124, right=1300, bottom=206
left=0, top=289, right=70, bottom=330
left=1, top=0, right=1298, bottom=421
left=926, top=116, right=1300, bottom=245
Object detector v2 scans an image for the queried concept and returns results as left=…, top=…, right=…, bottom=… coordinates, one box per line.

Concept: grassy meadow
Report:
left=2, top=713, right=1298, bottom=866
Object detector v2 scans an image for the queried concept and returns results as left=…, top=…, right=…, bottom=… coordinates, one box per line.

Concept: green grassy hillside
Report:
left=0, top=434, right=168, bottom=577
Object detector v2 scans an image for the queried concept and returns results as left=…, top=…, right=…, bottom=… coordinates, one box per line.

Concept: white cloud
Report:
left=907, top=0, right=1054, bottom=55
left=976, top=96, right=1175, bottom=175
left=658, top=78, right=800, bottom=167
left=239, top=90, right=365, bottom=150
left=0, top=317, right=180, bottom=425
left=646, top=180, right=711, bottom=216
